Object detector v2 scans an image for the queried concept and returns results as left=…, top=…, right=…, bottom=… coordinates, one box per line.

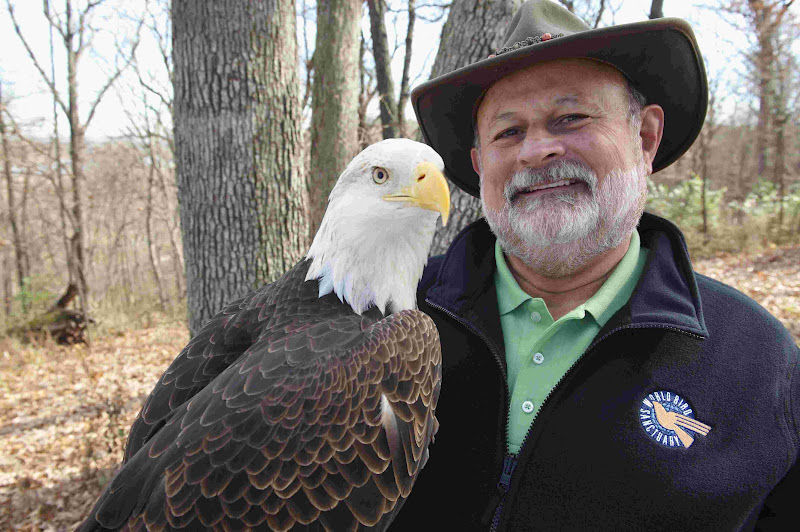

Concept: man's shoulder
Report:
left=420, top=254, right=446, bottom=294
left=694, top=271, right=795, bottom=345
left=418, top=218, right=496, bottom=296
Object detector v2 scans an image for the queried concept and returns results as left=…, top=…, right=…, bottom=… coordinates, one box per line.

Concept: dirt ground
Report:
left=1, top=246, right=798, bottom=531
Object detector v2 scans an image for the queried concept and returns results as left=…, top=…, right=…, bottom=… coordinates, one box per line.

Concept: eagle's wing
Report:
left=123, top=287, right=272, bottom=461
left=80, top=307, right=441, bottom=531
left=123, top=261, right=316, bottom=462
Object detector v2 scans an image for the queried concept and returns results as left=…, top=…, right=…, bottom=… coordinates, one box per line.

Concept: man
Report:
left=391, top=1, right=800, bottom=530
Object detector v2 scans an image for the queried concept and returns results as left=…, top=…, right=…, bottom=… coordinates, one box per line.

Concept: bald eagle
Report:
left=79, top=139, right=450, bottom=531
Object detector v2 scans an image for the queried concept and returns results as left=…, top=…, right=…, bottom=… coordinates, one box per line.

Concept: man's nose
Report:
left=517, top=131, right=565, bottom=168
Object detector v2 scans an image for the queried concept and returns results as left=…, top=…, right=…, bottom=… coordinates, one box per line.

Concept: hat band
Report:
left=494, top=32, right=564, bottom=56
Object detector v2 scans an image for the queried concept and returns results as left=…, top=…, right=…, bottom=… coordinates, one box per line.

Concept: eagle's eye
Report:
left=372, top=167, right=389, bottom=184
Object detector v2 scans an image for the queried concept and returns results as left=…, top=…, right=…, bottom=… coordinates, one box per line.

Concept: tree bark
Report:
left=696, top=74, right=719, bottom=242
left=173, top=0, right=309, bottom=335
left=309, top=0, right=361, bottom=233
left=770, top=24, right=791, bottom=237
left=358, top=32, right=369, bottom=149
left=426, top=0, right=523, bottom=256
left=366, top=0, right=397, bottom=139
left=649, top=0, right=664, bottom=19
left=3, top=252, right=12, bottom=316
left=60, top=0, right=91, bottom=316
left=46, top=0, right=74, bottom=300
left=397, top=0, right=416, bottom=138
left=145, top=141, right=168, bottom=311
left=0, top=85, right=29, bottom=309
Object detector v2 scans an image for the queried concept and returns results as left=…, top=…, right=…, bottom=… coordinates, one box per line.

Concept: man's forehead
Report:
left=475, top=59, right=628, bottom=123
left=486, top=95, right=591, bottom=122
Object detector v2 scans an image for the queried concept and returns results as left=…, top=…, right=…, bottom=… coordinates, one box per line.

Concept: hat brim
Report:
left=412, top=18, right=708, bottom=198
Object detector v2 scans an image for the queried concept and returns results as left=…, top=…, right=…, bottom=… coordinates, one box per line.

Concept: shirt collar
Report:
left=583, top=229, right=641, bottom=326
left=494, top=240, right=531, bottom=315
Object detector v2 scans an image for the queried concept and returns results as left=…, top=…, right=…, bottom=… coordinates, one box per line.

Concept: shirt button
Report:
left=530, top=311, right=542, bottom=323
left=521, top=400, right=534, bottom=413
left=532, top=352, right=544, bottom=364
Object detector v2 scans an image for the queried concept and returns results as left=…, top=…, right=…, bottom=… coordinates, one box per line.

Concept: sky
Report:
left=1, top=0, right=798, bottom=141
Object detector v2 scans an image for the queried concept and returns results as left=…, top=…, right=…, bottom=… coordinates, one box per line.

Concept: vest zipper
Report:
left=424, top=298, right=512, bottom=529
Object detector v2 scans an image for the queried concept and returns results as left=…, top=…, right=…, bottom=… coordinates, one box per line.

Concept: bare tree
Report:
left=358, top=32, right=375, bottom=149
left=557, top=0, right=609, bottom=27
left=692, top=69, right=723, bottom=240
left=426, top=0, right=522, bottom=256
left=397, top=0, right=417, bottom=137
left=309, top=0, right=362, bottom=233
left=717, top=0, right=796, bottom=237
left=367, top=0, right=398, bottom=139
left=172, top=0, right=310, bottom=335
left=721, top=0, right=795, bottom=177
left=769, top=19, right=797, bottom=235
left=0, top=84, right=30, bottom=311
left=649, top=0, right=664, bottom=19
left=6, top=0, right=140, bottom=314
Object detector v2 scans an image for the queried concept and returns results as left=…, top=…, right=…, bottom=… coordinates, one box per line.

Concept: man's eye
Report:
left=558, top=114, right=588, bottom=126
left=495, top=128, right=520, bottom=140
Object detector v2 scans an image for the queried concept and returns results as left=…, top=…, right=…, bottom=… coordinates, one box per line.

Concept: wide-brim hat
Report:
left=411, top=0, right=708, bottom=198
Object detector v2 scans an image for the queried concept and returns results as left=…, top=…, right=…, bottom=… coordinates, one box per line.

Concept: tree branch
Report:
left=6, top=0, right=69, bottom=115
left=84, top=21, right=142, bottom=127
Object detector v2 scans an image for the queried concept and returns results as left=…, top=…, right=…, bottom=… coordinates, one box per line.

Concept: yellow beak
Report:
left=382, top=161, right=451, bottom=226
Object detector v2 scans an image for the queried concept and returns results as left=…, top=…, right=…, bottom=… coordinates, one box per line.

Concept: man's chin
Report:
left=503, top=237, right=598, bottom=279
left=508, top=202, right=598, bottom=247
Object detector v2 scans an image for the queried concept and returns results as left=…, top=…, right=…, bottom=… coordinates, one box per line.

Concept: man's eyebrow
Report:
left=488, top=111, right=518, bottom=127
left=555, top=95, right=603, bottom=113
left=555, top=95, right=579, bottom=105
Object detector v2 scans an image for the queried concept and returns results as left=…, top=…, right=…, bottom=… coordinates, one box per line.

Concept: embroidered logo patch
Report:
left=639, top=391, right=711, bottom=449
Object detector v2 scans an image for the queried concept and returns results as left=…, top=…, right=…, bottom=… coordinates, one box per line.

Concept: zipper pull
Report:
left=481, top=455, right=518, bottom=527
left=498, top=454, right=517, bottom=492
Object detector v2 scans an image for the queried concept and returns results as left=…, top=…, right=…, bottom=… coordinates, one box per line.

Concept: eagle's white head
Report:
left=305, top=139, right=450, bottom=315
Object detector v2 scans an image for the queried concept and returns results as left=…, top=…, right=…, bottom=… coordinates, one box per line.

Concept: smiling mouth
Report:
left=518, top=179, right=580, bottom=194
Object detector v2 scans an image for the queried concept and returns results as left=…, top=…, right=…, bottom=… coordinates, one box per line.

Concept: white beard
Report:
left=482, top=160, right=648, bottom=278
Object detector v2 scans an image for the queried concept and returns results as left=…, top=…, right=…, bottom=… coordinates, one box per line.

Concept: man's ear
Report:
left=639, top=104, right=664, bottom=173
left=470, top=147, right=481, bottom=175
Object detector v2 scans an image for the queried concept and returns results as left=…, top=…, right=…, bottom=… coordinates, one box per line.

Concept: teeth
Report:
left=525, top=179, right=573, bottom=192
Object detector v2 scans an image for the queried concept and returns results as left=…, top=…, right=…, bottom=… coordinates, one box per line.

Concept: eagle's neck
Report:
left=305, top=199, right=438, bottom=315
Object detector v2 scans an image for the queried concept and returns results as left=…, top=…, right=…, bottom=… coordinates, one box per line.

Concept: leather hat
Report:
left=411, top=0, right=708, bottom=197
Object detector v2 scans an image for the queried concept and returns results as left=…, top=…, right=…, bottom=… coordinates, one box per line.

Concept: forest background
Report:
left=1, top=0, right=799, bottom=529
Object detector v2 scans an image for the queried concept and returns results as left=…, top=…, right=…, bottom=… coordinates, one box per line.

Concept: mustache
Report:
left=504, top=160, right=598, bottom=202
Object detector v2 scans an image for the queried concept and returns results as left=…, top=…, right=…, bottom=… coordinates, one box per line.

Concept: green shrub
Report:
left=646, top=175, right=800, bottom=259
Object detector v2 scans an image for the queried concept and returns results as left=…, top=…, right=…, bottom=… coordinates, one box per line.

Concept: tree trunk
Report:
left=173, top=0, right=309, bottom=335
left=308, top=0, right=361, bottom=233
left=145, top=144, right=168, bottom=311
left=0, top=85, right=29, bottom=310
left=397, top=0, right=416, bottom=138
left=743, top=0, right=792, bottom=180
left=65, top=0, right=90, bottom=316
left=358, top=33, right=369, bottom=149
left=154, top=156, right=185, bottom=299
left=47, top=0, right=73, bottom=298
left=733, top=131, right=751, bottom=225
left=3, top=252, right=12, bottom=317
left=649, top=0, right=664, bottom=19
left=771, top=29, right=790, bottom=238
left=366, top=0, right=397, bottom=139
left=426, top=0, right=523, bottom=256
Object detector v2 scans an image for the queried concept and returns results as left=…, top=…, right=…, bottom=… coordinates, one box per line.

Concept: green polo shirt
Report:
left=494, top=231, right=648, bottom=454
